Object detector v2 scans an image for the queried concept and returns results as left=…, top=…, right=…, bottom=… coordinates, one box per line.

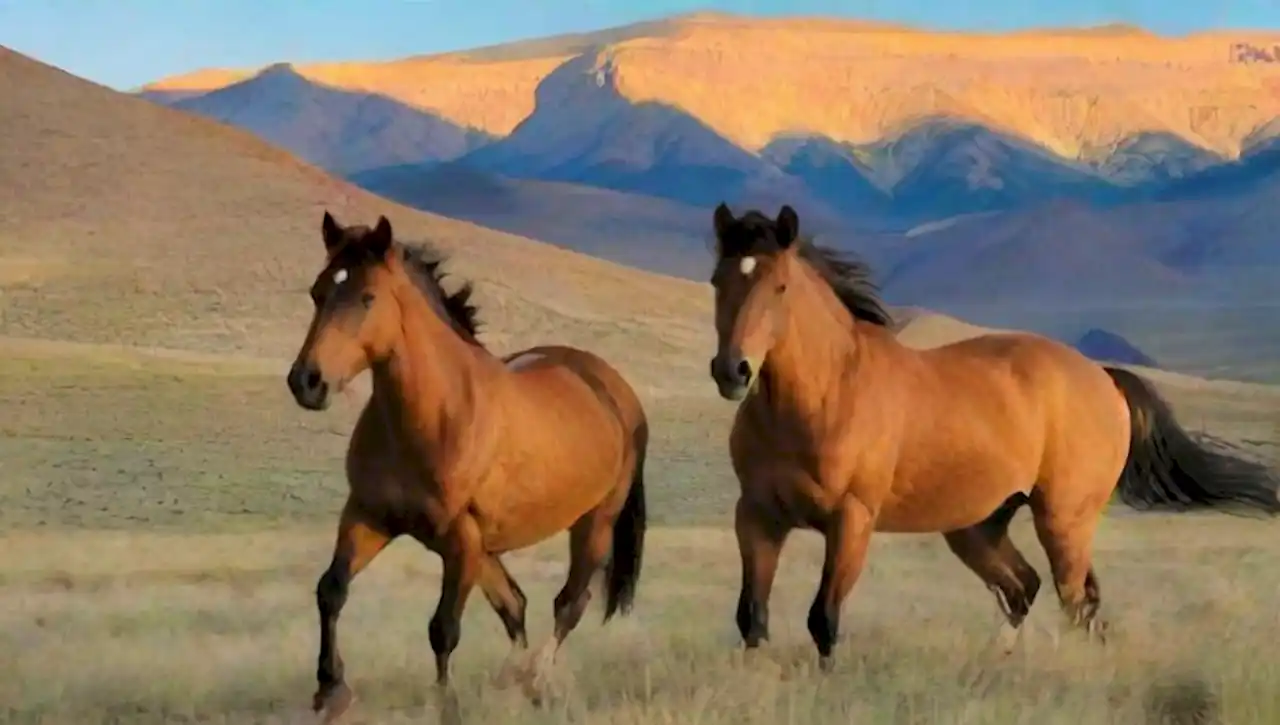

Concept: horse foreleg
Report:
left=313, top=499, right=393, bottom=722
left=807, top=494, right=874, bottom=673
left=734, top=496, right=790, bottom=650
left=428, top=513, right=484, bottom=688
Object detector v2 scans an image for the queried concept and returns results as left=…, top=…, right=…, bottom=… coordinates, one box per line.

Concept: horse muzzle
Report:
left=710, top=353, right=756, bottom=402
left=287, top=360, right=332, bottom=411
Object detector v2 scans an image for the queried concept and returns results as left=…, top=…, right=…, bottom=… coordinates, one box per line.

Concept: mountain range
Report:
left=6, top=12, right=1278, bottom=383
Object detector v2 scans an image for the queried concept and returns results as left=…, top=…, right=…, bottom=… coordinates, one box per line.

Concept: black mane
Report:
left=398, top=242, right=485, bottom=347
left=795, top=243, right=893, bottom=328
left=720, top=210, right=892, bottom=328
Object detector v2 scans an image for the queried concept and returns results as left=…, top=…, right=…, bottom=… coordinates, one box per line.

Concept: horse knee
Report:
left=316, top=563, right=349, bottom=616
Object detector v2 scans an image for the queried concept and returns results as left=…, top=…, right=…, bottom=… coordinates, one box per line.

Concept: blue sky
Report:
left=0, top=0, right=1273, bottom=90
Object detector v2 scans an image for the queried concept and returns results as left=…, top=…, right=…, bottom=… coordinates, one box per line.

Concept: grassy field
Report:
left=0, top=345, right=1277, bottom=725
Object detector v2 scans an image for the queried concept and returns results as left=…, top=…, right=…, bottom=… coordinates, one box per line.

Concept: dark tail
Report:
left=1105, top=366, right=1280, bottom=515
left=603, top=422, right=648, bottom=622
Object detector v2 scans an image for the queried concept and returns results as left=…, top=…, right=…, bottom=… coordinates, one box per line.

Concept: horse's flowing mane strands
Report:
left=397, top=242, right=484, bottom=346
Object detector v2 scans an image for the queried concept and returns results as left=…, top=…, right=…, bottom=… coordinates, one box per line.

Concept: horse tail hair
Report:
left=603, top=419, right=648, bottom=622
left=1105, top=366, right=1280, bottom=515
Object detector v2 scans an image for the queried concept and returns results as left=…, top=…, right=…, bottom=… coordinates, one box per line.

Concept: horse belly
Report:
left=874, top=473, right=1030, bottom=534
left=474, top=449, right=622, bottom=553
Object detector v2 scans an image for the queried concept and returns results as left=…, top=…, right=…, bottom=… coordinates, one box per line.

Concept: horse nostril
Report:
left=735, top=359, right=752, bottom=382
left=305, top=369, right=323, bottom=391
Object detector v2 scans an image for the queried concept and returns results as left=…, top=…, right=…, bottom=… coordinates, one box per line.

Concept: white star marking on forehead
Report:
left=739, top=256, right=757, bottom=276
left=332, top=268, right=349, bottom=285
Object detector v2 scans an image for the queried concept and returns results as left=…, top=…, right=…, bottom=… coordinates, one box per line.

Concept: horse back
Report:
left=457, top=345, right=646, bottom=550
left=906, top=330, right=1130, bottom=489
left=501, top=345, right=645, bottom=434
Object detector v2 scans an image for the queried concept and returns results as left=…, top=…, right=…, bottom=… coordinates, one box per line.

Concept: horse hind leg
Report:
left=1028, top=488, right=1107, bottom=642
left=520, top=511, right=615, bottom=704
left=944, top=493, right=1041, bottom=654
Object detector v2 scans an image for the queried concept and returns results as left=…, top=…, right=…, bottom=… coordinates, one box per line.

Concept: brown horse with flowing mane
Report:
left=707, top=203, right=1280, bottom=671
left=286, top=212, right=648, bottom=721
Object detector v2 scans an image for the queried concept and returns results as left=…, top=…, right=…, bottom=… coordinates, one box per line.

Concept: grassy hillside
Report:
left=0, top=46, right=715, bottom=388
left=350, top=162, right=716, bottom=278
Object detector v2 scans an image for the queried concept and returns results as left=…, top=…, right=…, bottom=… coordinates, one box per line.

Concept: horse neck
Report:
left=371, top=279, right=495, bottom=456
left=760, top=267, right=862, bottom=418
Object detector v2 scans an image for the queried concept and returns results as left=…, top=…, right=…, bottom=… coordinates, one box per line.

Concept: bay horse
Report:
left=706, top=203, right=1280, bottom=671
left=286, top=212, right=648, bottom=721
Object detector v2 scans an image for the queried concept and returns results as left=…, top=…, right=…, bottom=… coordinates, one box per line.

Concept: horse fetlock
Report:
left=805, top=600, right=838, bottom=660
left=491, top=645, right=528, bottom=689
left=735, top=593, right=770, bottom=646
left=311, top=680, right=354, bottom=723
left=428, top=612, right=460, bottom=656
left=315, top=660, right=345, bottom=691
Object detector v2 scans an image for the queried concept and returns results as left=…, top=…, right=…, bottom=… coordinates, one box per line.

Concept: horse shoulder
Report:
left=344, top=399, right=387, bottom=485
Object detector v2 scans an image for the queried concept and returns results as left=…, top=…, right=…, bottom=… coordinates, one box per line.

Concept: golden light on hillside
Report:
left=144, top=16, right=1280, bottom=157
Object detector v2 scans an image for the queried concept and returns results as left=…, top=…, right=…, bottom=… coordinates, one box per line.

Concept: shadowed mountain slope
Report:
left=0, top=46, right=715, bottom=390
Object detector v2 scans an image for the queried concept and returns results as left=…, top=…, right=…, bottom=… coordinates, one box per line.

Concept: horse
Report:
left=285, top=211, right=649, bottom=721
left=706, top=202, right=1280, bottom=671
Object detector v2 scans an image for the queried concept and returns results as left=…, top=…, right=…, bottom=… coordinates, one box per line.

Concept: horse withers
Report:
left=706, top=202, right=1280, bottom=671
left=286, top=212, right=648, bottom=721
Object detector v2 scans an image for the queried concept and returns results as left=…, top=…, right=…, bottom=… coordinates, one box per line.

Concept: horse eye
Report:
left=361, top=293, right=375, bottom=308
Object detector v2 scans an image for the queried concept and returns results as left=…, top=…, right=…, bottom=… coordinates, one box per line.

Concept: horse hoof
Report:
left=311, top=682, right=355, bottom=724
left=995, top=622, right=1022, bottom=655
left=437, top=686, right=463, bottom=725
left=818, top=655, right=835, bottom=673
left=518, top=663, right=557, bottom=708
left=492, top=660, right=522, bottom=689
left=1088, top=619, right=1110, bottom=645
left=518, top=638, right=561, bottom=706
left=521, top=675, right=548, bottom=708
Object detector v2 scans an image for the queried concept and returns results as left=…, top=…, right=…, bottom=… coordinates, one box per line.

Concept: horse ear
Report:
left=713, top=202, right=735, bottom=255
left=321, top=210, right=343, bottom=252
left=776, top=205, right=799, bottom=248
left=367, top=215, right=393, bottom=258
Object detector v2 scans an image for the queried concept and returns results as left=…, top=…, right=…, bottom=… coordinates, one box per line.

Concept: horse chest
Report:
left=345, top=433, right=454, bottom=526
